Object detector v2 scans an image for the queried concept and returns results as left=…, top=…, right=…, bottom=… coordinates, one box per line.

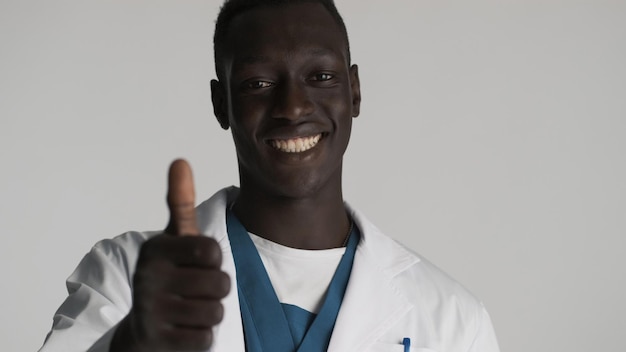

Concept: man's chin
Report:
left=269, top=176, right=326, bottom=200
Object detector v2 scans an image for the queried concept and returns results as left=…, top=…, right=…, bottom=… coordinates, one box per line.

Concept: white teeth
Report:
left=270, top=134, right=322, bottom=153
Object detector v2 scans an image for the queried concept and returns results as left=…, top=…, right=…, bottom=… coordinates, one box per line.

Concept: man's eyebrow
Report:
left=305, top=48, right=336, bottom=57
left=236, top=48, right=339, bottom=65
left=238, top=55, right=270, bottom=65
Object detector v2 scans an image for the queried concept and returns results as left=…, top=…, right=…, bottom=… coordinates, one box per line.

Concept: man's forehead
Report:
left=224, top=3, right=347, bottom=62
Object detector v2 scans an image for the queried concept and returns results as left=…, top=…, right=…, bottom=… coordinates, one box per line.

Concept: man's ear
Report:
left=211, top=79, right=230, bottom=130
left=349, top=64, right=361, bottom=118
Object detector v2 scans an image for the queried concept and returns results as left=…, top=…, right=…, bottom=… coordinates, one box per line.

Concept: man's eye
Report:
left=247, top=81, right=273, bottom=89
left=311, top=73, right=334, bottom=81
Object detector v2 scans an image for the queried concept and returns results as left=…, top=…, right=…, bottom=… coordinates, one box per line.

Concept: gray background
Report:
left=1, top=0, right=625, bottom=351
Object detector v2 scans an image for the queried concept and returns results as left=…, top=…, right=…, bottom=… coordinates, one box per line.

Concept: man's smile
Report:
left=268, top=133, right=322, bottom=153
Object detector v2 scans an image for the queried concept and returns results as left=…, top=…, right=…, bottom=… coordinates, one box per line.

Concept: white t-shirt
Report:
left=248, top=232, right=345, bottom=314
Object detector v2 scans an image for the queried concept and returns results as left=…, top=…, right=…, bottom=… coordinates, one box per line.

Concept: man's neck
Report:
left=232, top=187, right=351, bottom=250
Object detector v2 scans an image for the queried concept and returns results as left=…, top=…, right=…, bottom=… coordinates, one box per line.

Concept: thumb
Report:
left=165, top=159, right=199, bottom=236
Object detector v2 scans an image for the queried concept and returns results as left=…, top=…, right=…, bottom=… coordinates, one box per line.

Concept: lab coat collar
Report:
left=195, top=187, right=420, bottom=352
left=327, top=204, right=419, bottom=351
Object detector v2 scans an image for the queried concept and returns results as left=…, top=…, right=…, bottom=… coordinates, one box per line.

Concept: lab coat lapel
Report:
left=327, top=207, right=418, bottom=352
left=196, top=188, right=420, bottom=352
left=212, top=240, right=245, bottom=352
left=196, top=188, right=245, bottom=352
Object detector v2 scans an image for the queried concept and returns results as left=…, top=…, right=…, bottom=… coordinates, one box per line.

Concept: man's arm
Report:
left=39, top=160, right=230, bottom=352
left=38, top=234, right=137, bottom=352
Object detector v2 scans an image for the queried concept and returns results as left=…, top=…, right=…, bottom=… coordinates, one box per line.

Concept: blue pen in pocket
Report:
left=402, top=337, right=411, bottom=352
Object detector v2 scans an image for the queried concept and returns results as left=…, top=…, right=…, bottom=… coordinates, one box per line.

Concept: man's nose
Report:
left=271, top=80, right=314, bottom=120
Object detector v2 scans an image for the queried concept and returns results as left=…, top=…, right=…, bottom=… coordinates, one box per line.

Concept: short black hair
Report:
left=213, top=0, right=351, bottom=81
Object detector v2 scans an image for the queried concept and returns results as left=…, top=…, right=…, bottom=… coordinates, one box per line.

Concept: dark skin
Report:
left=212, top=2, right=361, bottom=249
left=110, top=3, right=360, bottom=351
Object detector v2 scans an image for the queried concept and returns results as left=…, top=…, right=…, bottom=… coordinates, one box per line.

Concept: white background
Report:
left=1, top=0, right=625, bottom=351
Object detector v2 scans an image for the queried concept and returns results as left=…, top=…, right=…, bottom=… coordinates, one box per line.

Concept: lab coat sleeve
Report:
left=467, top=304, right=501, bottom=352
left=38, top=235, right=139, bottom=352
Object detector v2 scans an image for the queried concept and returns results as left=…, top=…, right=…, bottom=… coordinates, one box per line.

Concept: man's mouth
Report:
left=269, top=134, right=322, bottom=153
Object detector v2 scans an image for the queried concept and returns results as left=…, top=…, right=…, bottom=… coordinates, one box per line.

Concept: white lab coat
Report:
left=39, top=187, right=500, bottom=352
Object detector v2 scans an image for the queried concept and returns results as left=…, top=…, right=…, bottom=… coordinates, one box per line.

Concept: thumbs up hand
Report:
left=111, top=159, right=231, bottom=352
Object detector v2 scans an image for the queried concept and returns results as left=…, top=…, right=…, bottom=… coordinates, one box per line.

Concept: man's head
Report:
left=210, top=0, right=361, bottom=200
left=213, top=0, right=350, bottom=82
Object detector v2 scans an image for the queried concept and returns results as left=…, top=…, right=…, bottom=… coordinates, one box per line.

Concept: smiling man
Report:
left=39, top=1, right=500, bottom=351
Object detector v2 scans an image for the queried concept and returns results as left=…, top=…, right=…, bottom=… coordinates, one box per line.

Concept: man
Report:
left=40, top=0, right=500, bottom=351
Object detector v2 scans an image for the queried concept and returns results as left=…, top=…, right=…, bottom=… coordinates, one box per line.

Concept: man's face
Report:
left=212, top=2, right=361, bottom=199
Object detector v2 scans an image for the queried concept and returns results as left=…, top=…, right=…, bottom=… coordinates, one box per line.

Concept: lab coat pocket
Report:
left=368, top=342, right=438, bottom=352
